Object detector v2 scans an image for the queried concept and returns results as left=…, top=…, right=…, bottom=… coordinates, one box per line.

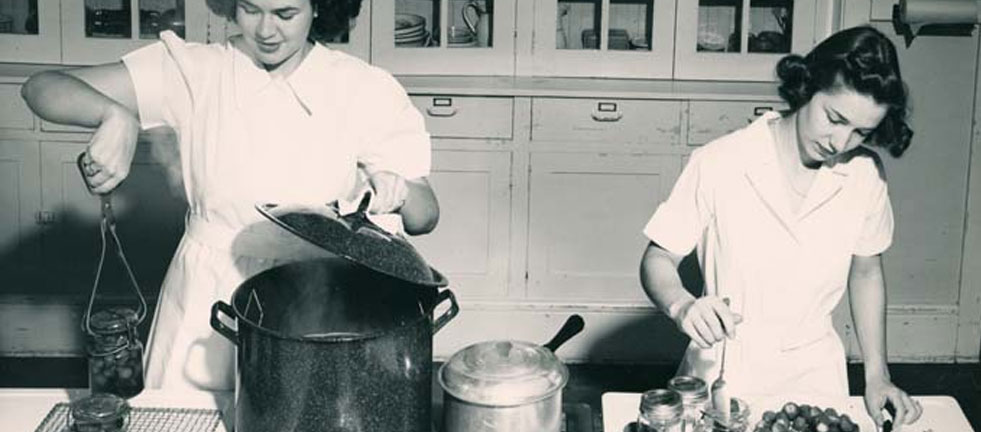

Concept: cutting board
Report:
left=602, top=392, right=975, bottom=432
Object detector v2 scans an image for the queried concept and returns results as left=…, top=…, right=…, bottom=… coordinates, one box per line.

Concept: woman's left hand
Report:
left=863, top=376, right=923, bottom=431
left=367, top=170, right=409, bottom=214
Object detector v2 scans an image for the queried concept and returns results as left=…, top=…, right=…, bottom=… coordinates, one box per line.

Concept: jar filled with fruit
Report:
left=85, top=307, right=145, bottom=399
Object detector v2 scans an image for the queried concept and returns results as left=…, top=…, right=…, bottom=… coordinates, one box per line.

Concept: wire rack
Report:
left=34, top=403, right=223, bottom=432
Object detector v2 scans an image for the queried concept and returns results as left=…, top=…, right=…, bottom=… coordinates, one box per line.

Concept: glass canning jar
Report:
left=668, top=375, right=711, bottom=431
left=85, top=308, right=145, bottom=399
left=69, top=393, right=131, bottom=432
left=637, top=389, right=684, bottom=432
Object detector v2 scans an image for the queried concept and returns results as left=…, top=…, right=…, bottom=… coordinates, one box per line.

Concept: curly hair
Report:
left=776, top=26, right=912, bottom=158
left=207, top=0, right=363, bottom=43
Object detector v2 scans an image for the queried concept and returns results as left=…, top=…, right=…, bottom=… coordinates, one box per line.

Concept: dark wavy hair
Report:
left=776, top=26, right=912, bottom=157
left=207, top=0, right=363, bottom=43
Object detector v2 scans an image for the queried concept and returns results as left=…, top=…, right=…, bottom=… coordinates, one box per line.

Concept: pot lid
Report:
left=256, top=198, right=447, bottom=287
left=439, top=340, right=569, bottom=406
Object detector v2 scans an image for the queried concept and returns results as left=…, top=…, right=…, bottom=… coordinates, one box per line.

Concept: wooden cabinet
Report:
left=410, top=150, right=512, bottom=299
left=0, top=0, right=61, bottom=64
left=0, top=0, right=209, bottom=65
left=526, top=152, right=680, bottom=303
left=674, top=0, right=836, bottom=81
left=0, top=140, right=42, bottom=290
left=371, top=0, right=517, bottom=75
left=60, top=0, right=209, bottom=65
left=521, top=0, right=677, bottom=78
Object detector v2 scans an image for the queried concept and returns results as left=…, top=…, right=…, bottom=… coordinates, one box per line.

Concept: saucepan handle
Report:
left=210, top=301, right=239, bottom=345
left=543, top=314, right=585, bottom=352
left=432, top=289, right=459, bottom=334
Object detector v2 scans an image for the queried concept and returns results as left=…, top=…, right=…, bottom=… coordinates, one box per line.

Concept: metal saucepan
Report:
left=439, top=314, right=585, bottom=432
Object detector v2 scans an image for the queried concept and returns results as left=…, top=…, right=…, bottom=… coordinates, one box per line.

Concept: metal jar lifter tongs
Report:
left=76, top=152, right=147, bottom=338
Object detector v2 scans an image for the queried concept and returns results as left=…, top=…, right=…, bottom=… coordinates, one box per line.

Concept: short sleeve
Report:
left=354, top=70, right=431, bottom=180
left=121, top=31, right=193, bottom=130
left=642, top=148, right=715, bottom=256
left=853, top=179, right=894, bottom=256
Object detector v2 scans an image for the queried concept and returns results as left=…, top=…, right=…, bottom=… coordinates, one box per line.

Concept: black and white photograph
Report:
left=0, top=0, right=979, bottom=431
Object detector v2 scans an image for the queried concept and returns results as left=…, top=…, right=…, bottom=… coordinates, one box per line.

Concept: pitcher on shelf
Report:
left=463, top=0, right=491, bottom=47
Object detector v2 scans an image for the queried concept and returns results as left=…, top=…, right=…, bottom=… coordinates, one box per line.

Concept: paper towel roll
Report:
left=900, top=0, right=980, bottom=25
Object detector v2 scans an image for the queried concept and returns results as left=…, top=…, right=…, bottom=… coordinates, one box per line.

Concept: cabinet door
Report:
left=409, top=150, right=512, bottom=298
left=523, top=0, right=676, bottom=79
left=39, top=137, right=187, bottom=299
left=527, top=152, right=680, bottom=302
left=61, top=0, right=209, bottom=65
left=0, top=0, right=61, bottom=63
left=0, top=140, right=42, bottom=291
left=371, top=0, right=517, bottom=75
left=675, top=0, right=826, bottom=81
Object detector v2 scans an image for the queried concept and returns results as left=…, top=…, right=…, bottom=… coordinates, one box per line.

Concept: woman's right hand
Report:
left=80, top=103, right=140, bottom=194
left=669, top=296, right=743, bottom=349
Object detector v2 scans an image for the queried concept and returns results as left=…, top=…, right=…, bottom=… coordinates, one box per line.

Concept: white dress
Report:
left=122, top=31, right=432, bottom=391
left=643, top=111, right=894, bottom=400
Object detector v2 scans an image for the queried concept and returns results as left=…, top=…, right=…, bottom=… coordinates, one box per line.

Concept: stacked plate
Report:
left=395, top=13, right=429, bottom=47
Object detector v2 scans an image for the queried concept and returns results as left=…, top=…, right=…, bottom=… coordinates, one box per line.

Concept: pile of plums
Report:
left=754, top=402, right=860, bottom=432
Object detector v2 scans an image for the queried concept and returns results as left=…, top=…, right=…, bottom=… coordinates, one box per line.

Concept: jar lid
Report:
left=438, top=340, right=569, bottom=406
left=256, top=202, right=447, bottom=288
left=70, top=393, right=130, bottom=423
left=89, top=308, right=138, bottom=335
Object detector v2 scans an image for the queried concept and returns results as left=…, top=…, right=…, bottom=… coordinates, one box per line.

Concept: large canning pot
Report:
left=210, top=200, right=459, bottom=432
left=211, top=258, right=458, bottom=432
left=439, top=315, right=584, bottom=432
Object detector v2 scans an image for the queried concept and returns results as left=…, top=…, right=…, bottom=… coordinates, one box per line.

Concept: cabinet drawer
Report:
left=410, top=96, right=513, bottom=139
left=688, top=100, right=786, bottom=145
left=532, top=98, right=682, bottom=145
left=0, top=84, right=34, bottom=130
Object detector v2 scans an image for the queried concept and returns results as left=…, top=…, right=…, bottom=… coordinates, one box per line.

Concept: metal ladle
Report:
left=710, top=298, right=732, bottom=426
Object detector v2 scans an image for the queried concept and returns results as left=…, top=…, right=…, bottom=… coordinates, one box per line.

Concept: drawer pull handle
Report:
left=427, top=106, right=458, bottom=117
left=591, top=102, right=623, bottom=122
left=753, top=106, right=774, bottom=116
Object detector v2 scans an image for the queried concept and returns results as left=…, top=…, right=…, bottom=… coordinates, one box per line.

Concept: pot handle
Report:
left=210, top=301, right=239, bottom=345
left=543, top=314, right=585, bottom=352
left=432, top=289, right=459, bottom=334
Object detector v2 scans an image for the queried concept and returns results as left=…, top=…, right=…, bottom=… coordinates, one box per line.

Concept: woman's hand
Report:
left=366, top=170, right=409, bottom=214
left=669, top=296, right=742, bottom=349
left=864, top=376, right=922, bottom=431
left=80, top=103, right=140, bottom=194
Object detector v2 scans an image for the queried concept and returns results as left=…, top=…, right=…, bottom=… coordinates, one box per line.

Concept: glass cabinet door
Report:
left=0, top=0, right=61, bottom=63
left=675, top=0, right=823, bottom=81
left=61, top=0, right=208, bottom=65
left=371, top=0, right=516, bottom=75
left=524, top=0, right=676, bottom=79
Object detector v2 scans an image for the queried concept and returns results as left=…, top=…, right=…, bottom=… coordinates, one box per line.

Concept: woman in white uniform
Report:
left=639, top=27, right=923, bottom=429
left=21, top=0, right=439, bottom=391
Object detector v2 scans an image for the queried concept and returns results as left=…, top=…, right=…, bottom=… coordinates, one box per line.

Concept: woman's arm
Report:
left=400, top=177, right=438, bottom=235
left=640, top=242, right=737, bottom=348
left=849, top=254, right=922, bottom=429
left=21, top=63, right=141, bottom=194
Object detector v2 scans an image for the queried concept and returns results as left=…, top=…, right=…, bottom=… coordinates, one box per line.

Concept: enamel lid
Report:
left=438, top=340, right=569, bottom=406
left=256, top=200, right=447, bottom=287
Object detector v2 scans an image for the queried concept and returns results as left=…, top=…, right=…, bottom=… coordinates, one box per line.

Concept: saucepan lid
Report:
left=255, top=194, right=447, bottom=288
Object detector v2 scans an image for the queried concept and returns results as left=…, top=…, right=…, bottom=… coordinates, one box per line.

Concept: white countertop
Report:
left=602, top=392, right=975, bottom=432
left=0, top=388, right=234, bottom=432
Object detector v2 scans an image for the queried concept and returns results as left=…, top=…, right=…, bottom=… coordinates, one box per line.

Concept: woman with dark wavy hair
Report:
left=640, top=26, right=922, bottom=429
left=21, top=0, right=439, bottom=391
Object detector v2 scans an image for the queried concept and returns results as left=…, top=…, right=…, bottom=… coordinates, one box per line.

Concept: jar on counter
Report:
left=69, top=393, right=131, bottom=432
left=85, top=308, right=145, bottom=399
left=667, top=375, right=711, bottom=432
left=637, top=389, right=684, bottom=432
